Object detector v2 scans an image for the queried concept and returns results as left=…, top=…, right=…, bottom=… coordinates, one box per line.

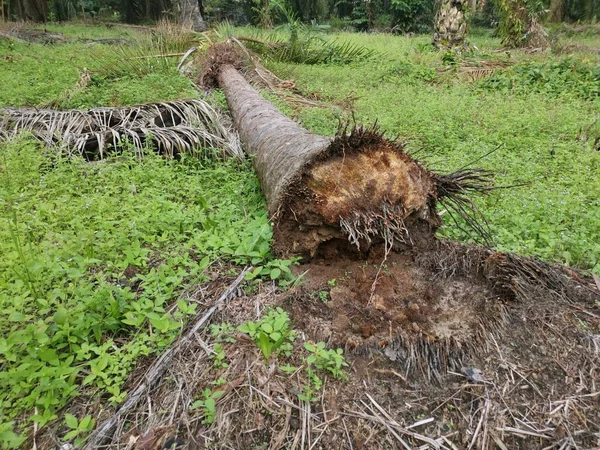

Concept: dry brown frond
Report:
left=0, top=99, right=243, bottom=160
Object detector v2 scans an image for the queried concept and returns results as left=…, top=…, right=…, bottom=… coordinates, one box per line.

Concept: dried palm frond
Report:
left=0, top=99, right=243, bottom=160
left=458, top=67, right=498, bottom=82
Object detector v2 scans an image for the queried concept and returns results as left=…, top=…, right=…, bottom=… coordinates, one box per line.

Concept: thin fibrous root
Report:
left=339, top=202, right=411, bottom=251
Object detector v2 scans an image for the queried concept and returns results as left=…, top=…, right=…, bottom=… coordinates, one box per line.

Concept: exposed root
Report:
left=275, top=126, right=440, bottom=258
left=339, top=203, right=410, bottom=250
left=434, top=168, right=495, bottom=244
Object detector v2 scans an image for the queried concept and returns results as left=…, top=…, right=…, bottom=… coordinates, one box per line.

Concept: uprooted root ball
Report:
left=274, top=129, right=442, bottom=258
left=286, top=240, right=599, bottom=381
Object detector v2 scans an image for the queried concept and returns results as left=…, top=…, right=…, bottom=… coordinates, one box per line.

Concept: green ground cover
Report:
left=0, top=140, right=273, bottom=445
left=0, top=24, right=197, bottom=108
left=0, top=21, right=598, bottom=447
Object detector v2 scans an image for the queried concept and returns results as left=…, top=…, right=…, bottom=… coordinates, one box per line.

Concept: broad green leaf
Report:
left=64, top=414, right=78, bottom=429
left=260, top=323, right=273, bottom=334
left=39, top=348, right=59, bottom=365
left=270, top=268, right=281, bottom=280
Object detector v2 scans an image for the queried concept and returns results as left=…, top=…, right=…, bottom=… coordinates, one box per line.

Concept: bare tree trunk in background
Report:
left=584, top=0, right=597, bottom=21
left=20, top=0, right=46, bottom=21
left=181, top=0, right=207, bottom=32
left=366, top=0, right=375, bottom=29
left=496, top=0, right=549, bottom=48
left=471, top=0, right=477, bottom=14
left=433, top=0, right=468, bottom=49
left=548, top=0, right=564, bottom=22
left=216, top=62, right=441, bottom=258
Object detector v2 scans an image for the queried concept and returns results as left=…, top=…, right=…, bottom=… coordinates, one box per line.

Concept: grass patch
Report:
left=0, top=23, right=198, bottom=108
left=0, top=139, right=271, bottom=442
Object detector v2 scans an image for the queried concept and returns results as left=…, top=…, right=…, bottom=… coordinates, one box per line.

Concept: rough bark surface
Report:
left=217, top=64, right=440, bottom=258
left=181, top=0, right=207, bottom=32
left=218, top=64, right=331, bottom=216
left=20, top=0, right=47, bottom=21
left=433, top=0, right=468, bottom=49
left=548, top=0, right=564, bottom=22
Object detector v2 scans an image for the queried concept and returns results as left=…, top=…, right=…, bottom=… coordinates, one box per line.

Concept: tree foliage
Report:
left=0, top=0, right=597, bottom=39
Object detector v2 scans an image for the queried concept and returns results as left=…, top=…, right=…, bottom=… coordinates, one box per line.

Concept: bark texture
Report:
left=217, top=64, right=440, bottom=258
left=181, top=0, right=207, bottom=32
left=548, top=0, right=564, bottom=22
left=19, top=0, right=47, bottom=21
left=433, top=0, right=468, bottom=49
left=496, top=0, right=549, bottom=48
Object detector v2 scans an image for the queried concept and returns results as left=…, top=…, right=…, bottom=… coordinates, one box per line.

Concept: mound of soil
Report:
left=287, top=244, right=508, bottom=379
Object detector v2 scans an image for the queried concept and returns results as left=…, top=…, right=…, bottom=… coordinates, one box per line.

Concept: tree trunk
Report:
left=496, top=0, right=549, bottom=48
left=181, top=0, right=207, bottom=32
left=20, top=0, right=46, bottom=21
left=433, top=0, right=468, bottom=49
left=548, top=0, right=564, bottom=22
left=216, top=63, right=441, bottom=258
left=584, top=0, right=596, bottom=21
left=121, top=0, right=136, bottom=23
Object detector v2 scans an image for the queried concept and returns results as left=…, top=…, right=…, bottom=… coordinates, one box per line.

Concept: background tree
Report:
left=18, top=0, right=47, bottom=21
left=119, top=0, right=173, bottom=23
left=433, top=0, right=468, bottom=49
left=495, top=0, right=549, bottom=48
left=548, top=0, right=564, bottom=21
left=181, top=0, right=207, bottom=31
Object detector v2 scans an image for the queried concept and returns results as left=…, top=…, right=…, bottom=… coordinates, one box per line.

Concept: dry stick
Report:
left=83, top=268, right=249, bottom=449
left=177, top=46, right=199, bottom=72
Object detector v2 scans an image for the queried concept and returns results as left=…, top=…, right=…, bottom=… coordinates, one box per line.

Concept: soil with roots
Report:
left=42, top=242, right=599, bottom=450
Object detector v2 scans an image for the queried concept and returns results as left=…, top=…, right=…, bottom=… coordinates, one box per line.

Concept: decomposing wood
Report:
left=133, top=51, right=189, bottom=59
left=82, top=37, right=131, bottom=46
left=0, top=27, right=133, bottom=45
left=0, top=28, right=67, bottom=44
left=82, top=268, right=249, bottom=450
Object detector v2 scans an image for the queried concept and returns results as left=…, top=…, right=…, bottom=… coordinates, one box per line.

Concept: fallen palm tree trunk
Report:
left=0, top=99, right=243, bottom=160
left=208, top=48, right=489, bottom=258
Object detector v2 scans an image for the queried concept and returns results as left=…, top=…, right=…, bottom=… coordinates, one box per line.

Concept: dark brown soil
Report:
left=285, top=242, right=511, bottom=380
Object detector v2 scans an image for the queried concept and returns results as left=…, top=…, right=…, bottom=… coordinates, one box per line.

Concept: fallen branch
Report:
left=82, top=268, right=249, bottom=449
left=0, top=99, right=243, bottom=160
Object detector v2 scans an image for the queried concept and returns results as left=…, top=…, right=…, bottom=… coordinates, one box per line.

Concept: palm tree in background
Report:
left=433, top=0, right=468, bottom=49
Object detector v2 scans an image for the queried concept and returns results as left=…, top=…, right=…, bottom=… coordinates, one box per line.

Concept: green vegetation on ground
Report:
left=0, top=21, right=599, bottom=448
left=0, top=25, right=198, bottom=108
left=0, top=139, right=271, bottom=444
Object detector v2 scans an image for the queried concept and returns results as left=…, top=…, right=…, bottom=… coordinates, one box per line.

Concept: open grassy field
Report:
left=0, top=21, right=599, bottom=448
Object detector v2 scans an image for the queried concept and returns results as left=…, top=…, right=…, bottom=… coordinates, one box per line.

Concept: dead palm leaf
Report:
left=0, top=99, right=243, bottom=160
